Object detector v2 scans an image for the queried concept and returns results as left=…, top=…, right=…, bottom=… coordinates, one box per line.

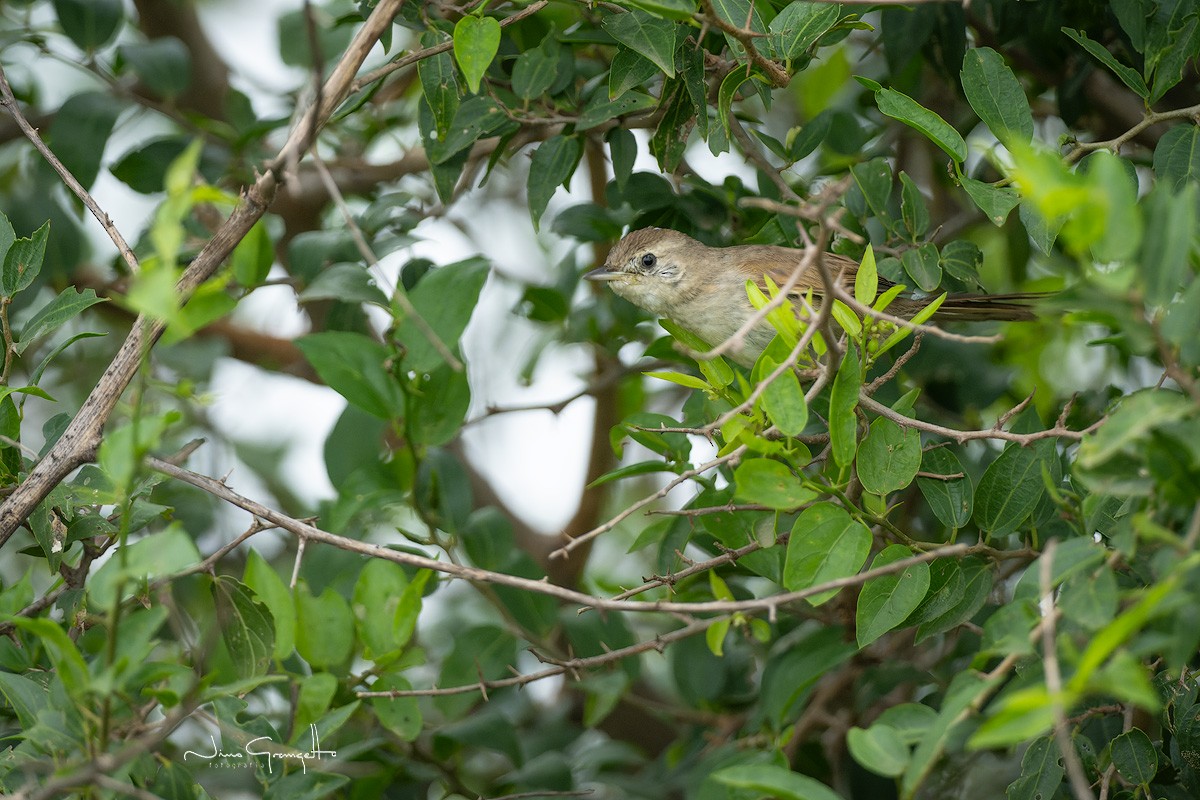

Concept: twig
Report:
left=858, top=394, right=1102, bottom=445
left=1065, top=103, right=1200, bottom=163
left=0, top=67, right=140, bottom=275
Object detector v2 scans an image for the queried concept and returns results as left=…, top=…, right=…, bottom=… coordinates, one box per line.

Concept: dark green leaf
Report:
left=296, top=332, right=404, bottom=419
left=757, top=357, right=808, bottom=437
left=917, top=447, right=973, bottom=529
left=713, top=764, right=843, bottom=800
left=734, top=459, right=816, bottom=510
left=47, top=92, right=122, bottom=190
left=1005, top=737, right=1063, bottom=800
left=1110, top=728, right=1157, bottom=785
left=1062, top=27, right=1149, bottom=98
left=528, top=135, right=583, bottom=231
left=974, top=440, right=1055, bottom=535
left=53, top=0, right=123, bottom=50
left=1, top=221, right=49, bottom=297
left=829, top=345, right=860, bottom=469
left=213, top=576, right=275, bottom=679
left=608, top=128, right=637, bottom=190
left=453, top=15, right=501, bottom=94
left=784, top=502, right=872, bottom=603
left=602, top=11, right=676, bottom=77
left=1140, top=182, right=1197, bottom=305
left=299, top=263, right=389, bottom=307
left=512, top=34, right=559, bottom=101
left=856, top=416, right=921, bottom=495
left=15, top=287, right=105, bottom=356
left=856, top=545, right=930, bottom=647
left=578, top=90, right=657, bottom=130
left=418, top=38, right=459, bottom=139
left=609, top=47, right=660, bottom=99
left=409, top=364, right=471, bottom=447
left=899, top=172, right=929, bottom=240
left=1153, top=124, right=1200, bottom=190
left=428, top=97, right=510, bottom=164
left=119, top=38, right=192, bottom=98
left=915, top=558, right=992, bottom=642
left=900, top=244, right=941, bottom=293
left=961, top=177, right=1019, bottom=226
left=395, top=256, right=488, bottom=372
left=243, top=549, right=295, bottom=661
left=871, top=86, right=966, bottom=162
left=960, top=47, right=1033, bottom=146
left=769, top=2, right=841, bottom=61
left=850, top=158, right=892, bottom=221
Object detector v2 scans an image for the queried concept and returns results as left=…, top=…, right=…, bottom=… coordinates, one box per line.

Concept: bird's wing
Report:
left=730, top=246, right=859, bottom=298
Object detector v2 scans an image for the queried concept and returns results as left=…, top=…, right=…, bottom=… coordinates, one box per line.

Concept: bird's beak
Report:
left=584, top=265, right=623, bottom=282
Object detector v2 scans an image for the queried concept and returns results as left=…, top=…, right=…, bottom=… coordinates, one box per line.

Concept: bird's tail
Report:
left=931, top=292, right=1048, bottom=322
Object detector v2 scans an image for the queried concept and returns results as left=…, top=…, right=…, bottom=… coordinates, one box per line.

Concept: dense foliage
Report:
left=1, top=0, right=1199, bottom=798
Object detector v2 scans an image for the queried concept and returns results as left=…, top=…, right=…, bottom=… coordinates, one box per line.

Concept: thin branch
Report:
left=858, top=394, right=1102, bottom=445
left=0, top=67, right=140, bottom=275
left=1065, top=103, right=1200, bottom=163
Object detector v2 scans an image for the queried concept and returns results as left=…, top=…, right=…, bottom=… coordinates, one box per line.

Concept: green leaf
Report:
left=960, top=47, right=1033, bottom=146
left=53, top=0, right=124, bottom=50
left=734, top=459, right=817, bottom=510
left=706, top=617, right=731, bottom=656
left=900, top=244, right=941, bottom=293
left=213, top=576, right=275, bottom=680
left=854, top=246, right=878, bottom=306
left=1059, top=566, right=1118, bottom=631
left=1, top=221, right=49, bottom=297
left=1153, top=124, right=1200, bottom=190
left=848, top=724, right=909, bottom=777
left=1140, top=181, right=1197, bottom=305
left=371, top=673, right=423, bottom=741
left=960, top=177, right=1020, bottom=226
left=624, top=0, right=698, bottom=21
left=119, top=38, right=192, bottom=98
left=609, top=47, right=660, bottom=99
left=296, top=331, right=404, bottom=419
left=409, top=364, right=471, bottom=447
left=713, top=764, right=844, bottom=800
left=601, top=11, right=676, bottom=77
left=1087, top=150, right=1142, bottom=262
left=856, top=544, right=931, bottom=647
left=428, top=97, right=510, bottom=164
left=856, top=417, right=921, bottom=495
left=850, top=158, right=892, bottom=221
left=418, top=38, right=458, bottom=139
left=453, top=15, right=501, bottom=94
left=769, top=1, right=841, bottom=61
left=917, top=447, right=973, bottom=529
left=970, top=685, right=1057, bottom=748
left=870, top=85, right=967, bottom=163
left=899, top=173, right=930, bottom=240
left=243, top=549, right=296, bottom=661
left=88, top=526, right=202, bottom=609
left=295, top=582, right=355, bottom=669
left=230, top=220, right=273, bottom=287
left=756, top=356, right=808, bottom=437
left=1005, top=737, right=1064, bottom=800
left=1078, top=389, right=1191, bottom=469
left=902, top=670, right=995, bottom=796
left=5, top=618, right=90, bottom=700
left=15, top=287, right=105, bottom=356
left=1062, top=27, right=1149, bottom=98
left=395, top=256, right=488, bottom=372
left=353, top=559, right=411, bottom=659
left=915, top=558, right=992, bottom=643
left=578, top=90, right=657, bottom=130
left=512, top=33, right=559, bottom=100
left=784, top=502, right=872, bottom=604
left=646, top=370, right=710, bottom=390
left=47, top=92, right=123, bottom=190
left=973, top=440, right=1055, bottom=535
left=528, top=135, right=582, bottom=231
left=829, top=345, right=861, bottom=469
left=299, top=263, right=389, bottom=307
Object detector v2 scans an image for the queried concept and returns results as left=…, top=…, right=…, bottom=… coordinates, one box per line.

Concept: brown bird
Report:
left=585, top=227, right=1040, bottom=366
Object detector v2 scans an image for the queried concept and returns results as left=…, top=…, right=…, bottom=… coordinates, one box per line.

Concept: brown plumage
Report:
left=585, top=227, right=1041, bottom=366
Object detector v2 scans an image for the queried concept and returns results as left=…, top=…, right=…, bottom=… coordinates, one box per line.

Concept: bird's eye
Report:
left=640, top=253, right=657, bottom=269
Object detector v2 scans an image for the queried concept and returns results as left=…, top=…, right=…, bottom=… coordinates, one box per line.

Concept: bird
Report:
left=584, top=227, right=1041, bottom=366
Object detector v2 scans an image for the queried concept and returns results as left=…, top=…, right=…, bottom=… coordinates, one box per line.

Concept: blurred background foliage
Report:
left=0, top=0, right=1199, bottom=798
